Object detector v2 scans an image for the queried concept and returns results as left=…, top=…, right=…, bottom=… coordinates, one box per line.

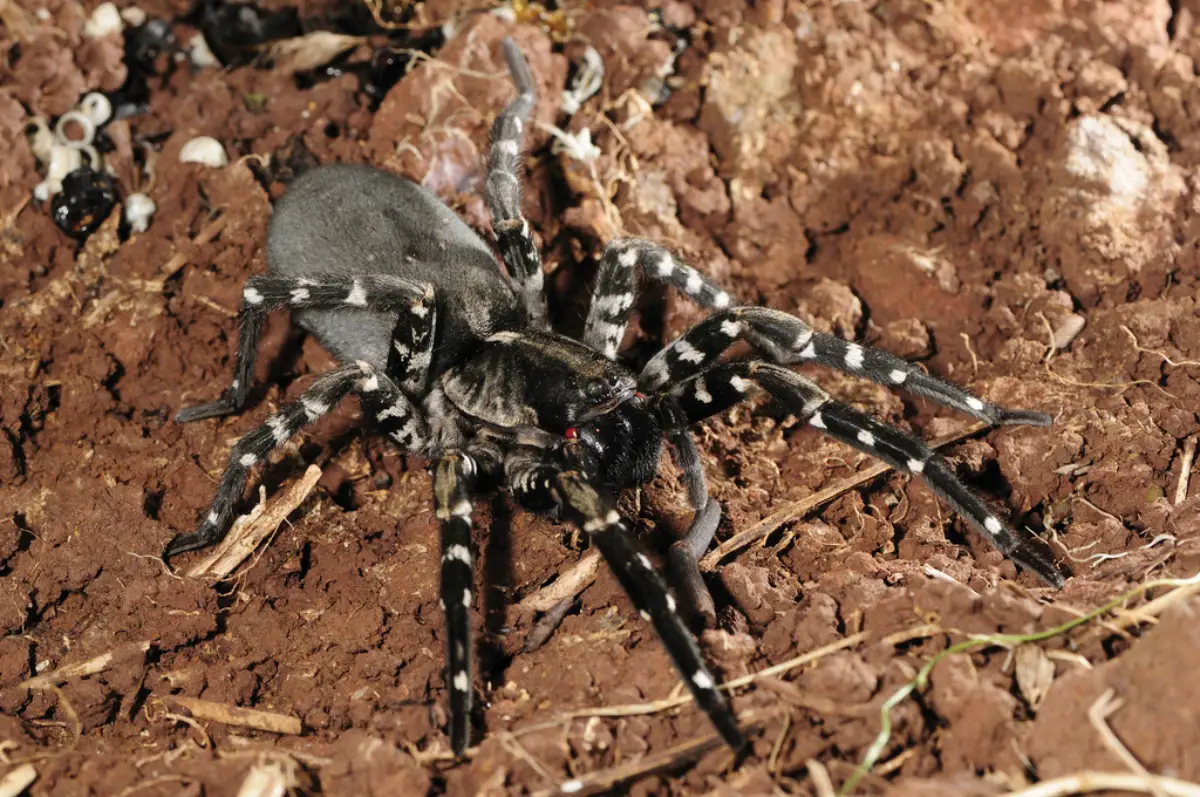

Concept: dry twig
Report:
left=520, top=551, right=602, bottom=612
left=165, top=696, right=302, bottom=735
left=19, top=641, right=152, bottom=690
left=187, top=465, right=322, bottom=579
left=0, top=764, right=37, bottom=797
left=1176, top=436, right=1197, bottom=505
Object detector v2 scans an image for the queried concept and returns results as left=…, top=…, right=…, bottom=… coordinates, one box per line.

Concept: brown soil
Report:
left=3, top=1, right=1200, bottom=795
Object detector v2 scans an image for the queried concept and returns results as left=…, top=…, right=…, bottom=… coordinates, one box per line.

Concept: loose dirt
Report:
left=3, top=1, right=1199, bottom=795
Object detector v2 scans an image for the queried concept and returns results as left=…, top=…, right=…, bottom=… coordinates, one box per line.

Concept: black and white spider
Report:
left=164, top=38, right=1065, bottom=755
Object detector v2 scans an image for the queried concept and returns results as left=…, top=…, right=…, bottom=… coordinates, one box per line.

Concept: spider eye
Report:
left=583, top=380, right=607, bottom=400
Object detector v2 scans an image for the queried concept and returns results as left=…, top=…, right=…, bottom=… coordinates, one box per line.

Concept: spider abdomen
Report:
left=267, top=163, right=525, bottom=375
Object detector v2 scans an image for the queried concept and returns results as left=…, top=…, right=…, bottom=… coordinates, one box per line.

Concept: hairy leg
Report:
left=164, top=362, right=427, bottom=562
left=176, top=273, right=432, bottom=422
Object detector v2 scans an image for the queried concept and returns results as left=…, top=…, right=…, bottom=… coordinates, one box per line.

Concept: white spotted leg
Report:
left=486, top=38, right=547, bottom=329
left=550, top=467, right=747, bottom=753
left=163, top=362, right=427, bottom=562
left=583, top=238, right=733, bottom=359
left=662, top=361, right=1065, bottom=587
left=640, top=306, right=1052, bottom=429
left=432, top=450, right=484, bottom=755
left=176, top=272, right=432, bottom=422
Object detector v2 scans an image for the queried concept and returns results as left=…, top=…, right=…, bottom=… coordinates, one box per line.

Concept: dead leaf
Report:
left=1015, top=644, right=1056, bottom=709
left=263, top=31, right=367, bottom=75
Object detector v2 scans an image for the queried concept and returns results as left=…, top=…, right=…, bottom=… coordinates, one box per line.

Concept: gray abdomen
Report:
left=267, top=163, right=524, bottom=372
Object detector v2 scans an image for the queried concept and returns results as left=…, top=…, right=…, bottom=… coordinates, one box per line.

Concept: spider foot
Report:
left=175, top=394, right=239, bottom=423
left=161, top=522, right=222, bottom=567
left=668, top=541, right=717, bottom=629
left=1009, top=533, right=1069, bottom=588
left=994, top=407, right=1053, bottom=427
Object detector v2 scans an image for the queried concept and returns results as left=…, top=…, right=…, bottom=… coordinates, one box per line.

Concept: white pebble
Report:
left=120, top=6, right=147, bottom=26
left=124, top=193, right=156, bottom=233
left=179, top=136, right=228, bottom=167
left=186, top=34, right=221, bottom=69
left=83, top=2, right=123, bottom=38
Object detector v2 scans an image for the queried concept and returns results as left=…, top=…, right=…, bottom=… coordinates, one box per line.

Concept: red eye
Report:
left=565, top=427, right=579, bottom=439
left=634, top=392, right=645, bottom=400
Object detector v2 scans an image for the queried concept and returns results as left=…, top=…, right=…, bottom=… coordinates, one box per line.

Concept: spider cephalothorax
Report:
left=164, top=37, right=1065, bottom=757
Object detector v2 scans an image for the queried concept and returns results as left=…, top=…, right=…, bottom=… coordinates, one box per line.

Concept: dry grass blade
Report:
left=1000, top=772, right=1200, bottom=797
left=0, top=764, right=37, bottom=797
left=166, top=696, right=302, bottom=735
left=808, top=758, right=836, bottom=797
left=1088, top=688, right=1168, bottom=797
left=188, top=465, right=323, bottom=579
left=19, top=642, right=152, bottom=690
left=700, top=422, right=988, bottom=570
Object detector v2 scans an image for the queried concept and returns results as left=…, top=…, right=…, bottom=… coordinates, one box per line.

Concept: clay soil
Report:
left=4, top=1, right=1200, bottom=795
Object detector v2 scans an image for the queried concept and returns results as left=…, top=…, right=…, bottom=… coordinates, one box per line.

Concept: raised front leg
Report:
left=486, top=38, right=547, bottom=329
left=582, top=238, right=733, bottom=359
left=176, top=273, right=432, bottom=422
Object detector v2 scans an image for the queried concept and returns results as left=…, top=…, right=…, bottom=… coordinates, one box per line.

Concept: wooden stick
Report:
left=699, top=422, right=989, bottom=571
left=19, top=642, right=151, bottom=690
left=0, top=764, right=37, bottom=797
left=166, top=696, right=302, bottom=735
left=520, top=550, right=602, bottom=612
left=188, top=465, right=322, bottom=579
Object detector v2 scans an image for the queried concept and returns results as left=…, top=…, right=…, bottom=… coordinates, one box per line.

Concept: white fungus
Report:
left=178, top=136, right=228, bottom=167
left=55, top=109, right=96, bottom=148
left=79, top=92, right=113, bottom=127
left=124, top=193, right=157, bottom=233
left=27, top=119, right=56, bottom=163
left=83, top=2, right=123, bottom=38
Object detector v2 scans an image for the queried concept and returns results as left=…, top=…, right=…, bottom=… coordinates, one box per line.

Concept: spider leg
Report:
left=176, top=273, right=433, bottom=422
left=549, top=468, right=747, bottom=752
left=582, top=238, right=732, bottom=358
left=431, top=447, right=499, bottom=755
left=486, top=38, right=547, bottom=330
left=663, top=427, right=722, bottom=627
left=163, top=362, right=427, bottom=562
left=505, top=450, right=746, bottom=751
left=660, top=361, right=1066, bottom=587
left=639, top=306, right=1051, bottom=428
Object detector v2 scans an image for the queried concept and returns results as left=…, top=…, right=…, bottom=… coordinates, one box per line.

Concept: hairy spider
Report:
left=164, top=38, right=1065, bottom=755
